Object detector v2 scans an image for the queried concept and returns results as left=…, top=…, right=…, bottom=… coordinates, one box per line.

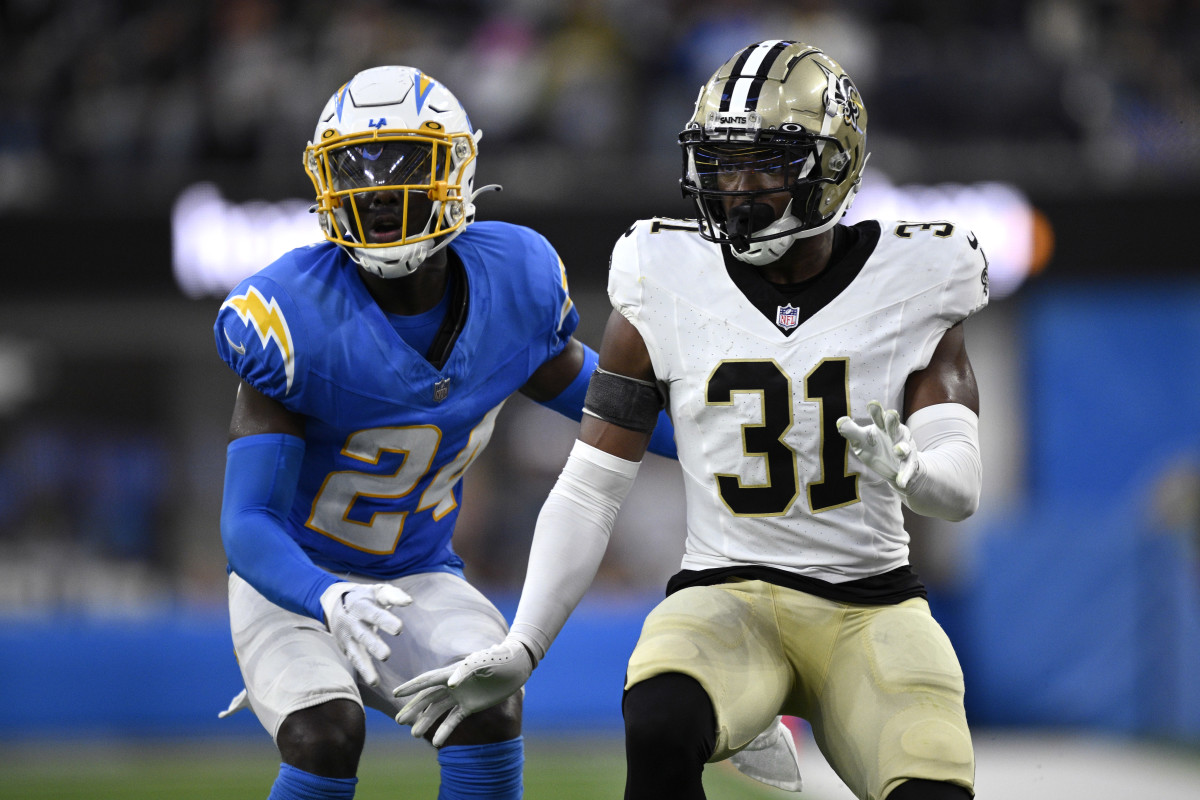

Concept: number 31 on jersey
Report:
left=706, top=358, right=858, bottom=517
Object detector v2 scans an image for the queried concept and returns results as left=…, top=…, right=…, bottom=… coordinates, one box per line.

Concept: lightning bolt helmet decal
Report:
left=413, top=71, right=435, bottom=113
left=334, top=81, right=350, bottom=122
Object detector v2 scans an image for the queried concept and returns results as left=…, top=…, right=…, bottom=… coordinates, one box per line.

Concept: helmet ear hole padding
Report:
left=303, top=66, right=490, bottom=278
left=679, top=41, right=869, bottom=264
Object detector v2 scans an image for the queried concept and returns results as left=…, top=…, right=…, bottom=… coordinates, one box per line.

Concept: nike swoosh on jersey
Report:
left=223, top=328, right=247, bottom=355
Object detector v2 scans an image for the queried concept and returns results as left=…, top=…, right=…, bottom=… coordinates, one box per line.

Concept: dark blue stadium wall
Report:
left=960, top=281, right=1200, bottom=740
left=0, top=593, right=651, bottom=741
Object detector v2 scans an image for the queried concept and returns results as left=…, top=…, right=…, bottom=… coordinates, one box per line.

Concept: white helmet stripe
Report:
left=740, top=39, right=788, bottom=75
left=726, top=77, right=754, bottom=115
left=720, top=40, right=790, bottom=113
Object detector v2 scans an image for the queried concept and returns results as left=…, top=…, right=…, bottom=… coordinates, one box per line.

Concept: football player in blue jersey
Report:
left=214, top=65, right=675, bottom=800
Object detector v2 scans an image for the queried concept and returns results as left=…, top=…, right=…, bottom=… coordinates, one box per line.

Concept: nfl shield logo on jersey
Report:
left=776, top=303, right=800, bottom=330
left=433, top=377, right=450, bottom=402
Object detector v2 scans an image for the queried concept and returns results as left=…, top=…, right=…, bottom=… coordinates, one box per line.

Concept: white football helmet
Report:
left=304, top=66, right=485, bottom=277
left=680, top=41, right=869, bottom=266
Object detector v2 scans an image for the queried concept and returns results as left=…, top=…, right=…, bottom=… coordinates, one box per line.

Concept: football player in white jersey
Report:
left=396, top=41, right=988, bottom=800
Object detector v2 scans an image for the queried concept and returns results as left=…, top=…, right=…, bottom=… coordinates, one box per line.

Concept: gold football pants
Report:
left=625, top=579, right=974, bottom=800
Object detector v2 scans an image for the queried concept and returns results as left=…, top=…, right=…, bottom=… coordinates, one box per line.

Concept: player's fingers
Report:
left=349, top=621, right=392, bottom=662
left=395, top=685, right=448, bottom=725
left=446, top=656, right=490, bottom=689
left=883, top=408, right=902, bottom=441
left=895, top=452, right=919, bottom=491
left=868, top=400, right=887, bottom=429
left=373, top=585, right=413, bottom=608
left=346, top=641, right=381, bottom=687
left=836, top=416, right=868, bottom=444
left=344, top=592, right=403, bottom=628
left=432, top=707, right=469, bottom=748
left=359, top=604, right=404, bottom=637
left=410, top=697, right=457, bottom=740
left=394, top=666, right=457, bottom=698
left=218, top=689, right=249, bottom=719
left=446, top=641, right=513, bottom=686
left=397, top=688, right=449, bottom=727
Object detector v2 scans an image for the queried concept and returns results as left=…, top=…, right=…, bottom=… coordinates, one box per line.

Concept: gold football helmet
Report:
left=680, top=41, right=869, bottom=265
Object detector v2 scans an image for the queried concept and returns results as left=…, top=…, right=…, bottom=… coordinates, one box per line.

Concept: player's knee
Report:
left=437, top=691, right=523, bottom=747
left=276, top=699, right=365, bottom=778
left=886, top=778, right=972, bottom=800
left=623, top=673, right=715, bottom=763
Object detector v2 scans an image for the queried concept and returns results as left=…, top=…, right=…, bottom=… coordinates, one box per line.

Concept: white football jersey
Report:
left=608, top=218, right=989, bottom=582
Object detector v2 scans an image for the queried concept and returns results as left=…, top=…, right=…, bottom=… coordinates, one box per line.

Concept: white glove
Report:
left=837, top=400, right=919, bottom=492
left=218, top=688, right=250, bottom=719
left=730, top=717, right=803, bottom=792
left=392, top=634, right=535, bottom=747
left=319, top=581, right=411, bottom=687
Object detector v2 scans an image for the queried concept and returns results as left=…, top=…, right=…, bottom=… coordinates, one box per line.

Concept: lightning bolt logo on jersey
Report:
left=214, top=221, right=578, bottom=578
left=220, top=286, right=296, bottom=393
left=609, top=217, right=988, bottom=583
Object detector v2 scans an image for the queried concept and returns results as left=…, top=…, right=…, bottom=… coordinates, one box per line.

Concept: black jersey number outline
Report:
left=706, top=358, right=858, bottom=517
left=894, top=221, right=954, bottom=238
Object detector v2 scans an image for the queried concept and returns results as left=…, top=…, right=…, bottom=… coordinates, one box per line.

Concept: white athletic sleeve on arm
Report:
left=899, top=402, right=982, bottom=521
left=508, top=439, right=640, bottom=662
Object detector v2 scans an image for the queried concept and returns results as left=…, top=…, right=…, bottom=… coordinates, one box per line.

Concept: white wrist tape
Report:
left=899, top=403, right=982, bottom=521
left=509, top=440, right=640, bottom=663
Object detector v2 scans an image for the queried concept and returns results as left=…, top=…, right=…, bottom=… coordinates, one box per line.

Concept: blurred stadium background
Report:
left=2, top=0, right=1200, bottom=796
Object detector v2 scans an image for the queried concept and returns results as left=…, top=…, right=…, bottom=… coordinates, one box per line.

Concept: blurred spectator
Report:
left=3, top=0, right=1200, bottom=213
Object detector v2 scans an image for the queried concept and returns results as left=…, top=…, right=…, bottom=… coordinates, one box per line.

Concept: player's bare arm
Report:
left=228, top=380, right=305, bottom=440
left=577, top=309, right=658, bottom=463
left=519, top=337, right=586, bottom=401
left=520, top=320, right=677, bottom=461
left=903, top=322, right=979, bottom=417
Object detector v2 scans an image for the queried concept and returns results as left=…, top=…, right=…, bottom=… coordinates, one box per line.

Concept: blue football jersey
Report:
left=214, top=221, right=578, bottom=579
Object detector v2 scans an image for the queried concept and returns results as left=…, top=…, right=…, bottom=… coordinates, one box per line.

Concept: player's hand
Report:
left=319, top=581, right=412, bottom=687
left=730, top=717, right=803, bottom=792
left=393, top=635, right=535, bottom=747
left=836, top=400, right=920, bottom=492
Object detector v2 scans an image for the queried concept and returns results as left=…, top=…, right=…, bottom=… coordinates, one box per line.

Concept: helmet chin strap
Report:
left=339, top=195, right=464, bottom=279
left=353, top=239, right=432, bottom=278
left=730, top=200, right=806, bottom=266
left=337, top=180, right=505, bottom=279
left=729, top=178, right=864, bottom=267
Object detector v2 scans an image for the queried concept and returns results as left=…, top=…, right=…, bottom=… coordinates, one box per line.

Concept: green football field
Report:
left=9, top=729, right=1200, bottom=798
left=0, top=735, right=803, bottom=800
